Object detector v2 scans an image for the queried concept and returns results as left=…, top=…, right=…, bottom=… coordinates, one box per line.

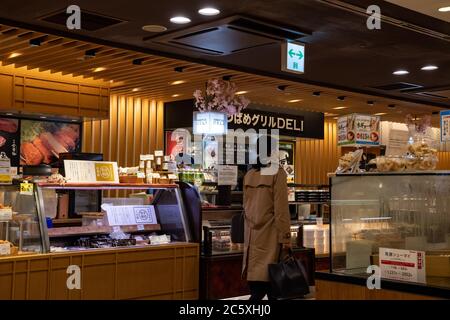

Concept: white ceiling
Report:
left=385, top=0, right=450, bottom=22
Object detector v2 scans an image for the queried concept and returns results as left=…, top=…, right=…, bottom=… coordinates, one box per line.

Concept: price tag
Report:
left=20, top=182, right=33, bottom=195
left=137, top=224, right=145, bottom=231
left=0, top=208, right=12, bottom=221
left=152, top=173, right=161, bottom=179
left=168, top=174, right=178, bottom=180
left=154, top=150, right=164, bottom=157
left=137, top=172, right=146, bottom=179
left=112, top=226, right=121, bottom=233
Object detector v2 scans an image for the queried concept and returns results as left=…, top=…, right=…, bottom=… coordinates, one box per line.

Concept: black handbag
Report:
left=268, top=249, right=310, bottom=299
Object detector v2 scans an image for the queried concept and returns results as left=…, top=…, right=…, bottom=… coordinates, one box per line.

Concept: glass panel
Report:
left=0, top=185, right=43, bottom=254
left=331, top=173, right=450, bottom=289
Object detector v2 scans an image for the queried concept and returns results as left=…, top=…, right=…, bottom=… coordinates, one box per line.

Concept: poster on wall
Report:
left=20, top=120, right=81, bottom=166
left=165, top=130, right=191, bottom=162
left=338, top=114, right=380, bottom=146
left=440, top=110, right=450, bottom=142
left=279, top=141, right=295, bottom=183
left=0, top=118, right=20, bottom=167
left=203, top=136, right=219, bottom=170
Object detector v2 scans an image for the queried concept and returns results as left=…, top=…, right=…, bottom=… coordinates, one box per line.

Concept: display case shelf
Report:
left=47, top=224, right=161, bottom=238
left=37, top=182, right=178, bottom=190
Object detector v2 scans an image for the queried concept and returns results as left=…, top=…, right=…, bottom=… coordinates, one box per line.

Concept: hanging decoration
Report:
left=193, top=78, right=250, bottom=115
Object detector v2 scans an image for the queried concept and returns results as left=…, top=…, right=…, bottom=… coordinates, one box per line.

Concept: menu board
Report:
left=64, top=160, right=119, bottom=183
left=338, top=114, right=380, bottom=146
left=21, top=119, right=81, bottom=166
left=0, top=118, right=20, bottom=167
left=379, top=247, right=426, bottom=284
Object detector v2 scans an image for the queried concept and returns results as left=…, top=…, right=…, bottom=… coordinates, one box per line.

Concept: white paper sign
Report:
left=0, top=243, right=10, bottom=255
left=379, top=247, right=426, bottom=284
left=64, top=160, right=119, bottom=183
left=0, top=208, right=12, bottom=221
left=386, top=129, right=410, bottom=156
left=217, top=165, right=238, bottom=186
left=105, top=205, right=157, bottom=226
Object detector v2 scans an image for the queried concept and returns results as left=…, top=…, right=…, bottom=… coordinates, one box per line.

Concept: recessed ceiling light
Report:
left=333, top=117, right=339, bottom=120
left=421, top=65, right=438, bottom=71
left=170, top=16, right=191, bottom=24
left=337, top=96, right=346, bottom=101
left=312, top=91, right=321, bottom=97
left=170, top=80, right=186, bottom=85
left=374, top=113, right=387, bottom=116
left=288, top=99, right=302, bottom=103
left=198, top=7, right=220, bottom=16
left=367, top=101, right=375, bottom=106
left=40, top=116, right=47, bottom=119
left=6, top=113, right=13, bottom=116
left=438, top=6, right=450, bottom=12
left=172, top=94, right=181, bottom=98
left=132, top=88, right=139, bottom=92
left=93, top=67, right=106, bottom=72
left=235, top=91, right=248, bottom=95
left=324, top=112, right=338, bottom=116
left=142, top=25, right=167, bottom=32
left=110, top=80, right=114, bottom=83
left=333, top=107, right=347, bottom=110
left=393, top=70, right=409, bottom=75
left=8, top=52, right=22, bottom=59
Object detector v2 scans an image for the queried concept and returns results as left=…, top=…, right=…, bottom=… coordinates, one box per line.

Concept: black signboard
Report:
left=164, top=99, right=324, bottom=139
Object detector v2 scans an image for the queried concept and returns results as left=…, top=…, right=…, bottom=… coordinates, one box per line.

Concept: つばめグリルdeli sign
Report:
left=228, top=109, right=323, bottom=139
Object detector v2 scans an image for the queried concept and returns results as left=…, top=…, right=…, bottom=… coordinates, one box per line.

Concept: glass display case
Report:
left=0, top=184, right=46, bottom=256
left=34, top=183, right=194, bottom=252
left=330, top=172, right=450, bottom=290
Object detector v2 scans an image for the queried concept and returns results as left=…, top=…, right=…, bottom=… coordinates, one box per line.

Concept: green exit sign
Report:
left=281, top=41, right=305, bottom=74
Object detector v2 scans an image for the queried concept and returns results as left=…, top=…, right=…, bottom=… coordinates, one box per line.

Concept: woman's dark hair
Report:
left=252, top=135, right=279, bottom=171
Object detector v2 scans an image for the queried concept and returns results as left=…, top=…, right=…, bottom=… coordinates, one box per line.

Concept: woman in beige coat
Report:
left=242, top=137, right=291, bottom=300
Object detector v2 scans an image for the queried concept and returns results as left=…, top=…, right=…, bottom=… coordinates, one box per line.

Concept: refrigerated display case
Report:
left=319, top=172, right=450, bottom=299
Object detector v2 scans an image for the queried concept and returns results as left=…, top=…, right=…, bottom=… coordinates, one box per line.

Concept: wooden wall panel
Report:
left=82, top=94, right=164, bottom=167
left=296, top=120, right=341, bottom=185
left=437, top=152, right=450, bottom=170
left=0, top=67, right=110, bottom=118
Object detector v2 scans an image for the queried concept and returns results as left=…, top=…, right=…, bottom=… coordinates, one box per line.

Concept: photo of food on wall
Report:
left=0, top=117, right=20, bottom=166
left=20, top=120, right=81, bottom=166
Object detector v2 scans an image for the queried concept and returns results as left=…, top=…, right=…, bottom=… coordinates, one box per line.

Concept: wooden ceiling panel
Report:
left=0, top=23, right=441, bottom=124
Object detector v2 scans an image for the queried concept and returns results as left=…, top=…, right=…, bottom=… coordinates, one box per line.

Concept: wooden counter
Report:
left=0, top=242, right=199, bottom=300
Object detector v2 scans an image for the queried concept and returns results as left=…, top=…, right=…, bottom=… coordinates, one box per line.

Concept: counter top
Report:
left=37, top=182, right=178, bottom=190
left=315, top=271, right=450, bottom=299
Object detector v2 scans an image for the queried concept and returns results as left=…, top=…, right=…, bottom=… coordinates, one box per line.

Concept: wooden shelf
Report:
left=48, top=224, right=161, bottom=237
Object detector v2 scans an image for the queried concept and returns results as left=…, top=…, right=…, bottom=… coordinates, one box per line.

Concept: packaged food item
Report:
left=336, top=149, right=363, bottom=173
left=371, top=156, right=406, bottom=172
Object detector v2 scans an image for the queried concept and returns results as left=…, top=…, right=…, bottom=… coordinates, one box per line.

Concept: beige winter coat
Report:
left=242, top=167, right=291, bottom=282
